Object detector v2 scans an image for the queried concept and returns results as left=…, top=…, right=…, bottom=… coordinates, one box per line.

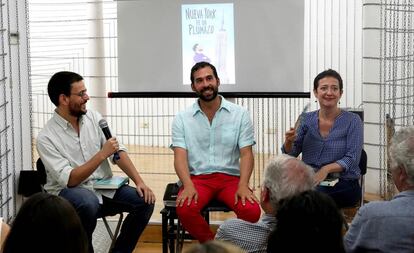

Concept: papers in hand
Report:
left=93, top=176, right=129, bottom=190
left=294, top=102, right=310, bottom=130
left=319, top=177, right=339, bottom=187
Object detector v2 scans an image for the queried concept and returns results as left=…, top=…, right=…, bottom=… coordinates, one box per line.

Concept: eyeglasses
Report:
left=70, top=90, right=88, bottom=99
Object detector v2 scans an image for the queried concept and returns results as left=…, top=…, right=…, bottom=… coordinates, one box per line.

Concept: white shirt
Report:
left=36, top=110, right=126, bottom=201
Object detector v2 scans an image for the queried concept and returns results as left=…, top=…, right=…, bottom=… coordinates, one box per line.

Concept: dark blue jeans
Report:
left=316, top=178, right=361, bottom=208
left=59, top=185, right=154, bottom=253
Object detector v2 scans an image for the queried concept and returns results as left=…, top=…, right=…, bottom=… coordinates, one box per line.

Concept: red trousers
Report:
left=176, top=173, right=261, bottom=242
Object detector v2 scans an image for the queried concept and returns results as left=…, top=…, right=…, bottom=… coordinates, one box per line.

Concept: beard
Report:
left=197, top=87, right=218, bottom=102
left=68, top=102, right=87, bottom=118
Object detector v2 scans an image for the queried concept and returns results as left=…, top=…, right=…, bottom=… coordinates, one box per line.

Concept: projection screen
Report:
left=117, top=0, right=304, bottom=93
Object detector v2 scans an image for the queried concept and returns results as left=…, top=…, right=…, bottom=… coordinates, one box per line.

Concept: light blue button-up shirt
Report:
left=171, top=96, right=255, bottom=176
left=344, top=190, right=414, bottom=253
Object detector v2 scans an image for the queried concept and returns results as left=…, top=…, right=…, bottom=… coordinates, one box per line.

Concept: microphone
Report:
left=98, top=119, right=120, bottom=161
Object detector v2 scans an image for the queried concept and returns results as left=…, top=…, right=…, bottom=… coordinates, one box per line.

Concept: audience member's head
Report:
left=184, top=240, right=246, bottom=253
left=0, top=217, right=10, bottom=253
left=267, top=190, right=345, bottom=253
left=2, top=192, right=88, bottom=253
left=262, top=154, right=314, bottom=212
left=389, top=126, right=414, bottom=191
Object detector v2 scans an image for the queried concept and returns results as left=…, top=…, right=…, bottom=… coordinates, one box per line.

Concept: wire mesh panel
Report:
left=0, top=0, right=11, bottom=221
left=28, top=0, right=118, bottom=138
left=304, top=0, right=363, bottom=109
left=0, top=0, right=31, bottom=221
left=380, top=0, right=414, bottom=198
left=363, top=0, right=414, bottom=199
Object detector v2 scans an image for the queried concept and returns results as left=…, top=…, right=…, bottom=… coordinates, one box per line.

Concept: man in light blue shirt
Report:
left=172, top=94, right=255, bottom=177
left=344, top=126, right=414, bottom=253
left=171, top=62, right=261, bottom=242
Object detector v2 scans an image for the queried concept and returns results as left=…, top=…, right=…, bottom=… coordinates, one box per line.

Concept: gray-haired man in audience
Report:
left=215, top=154, right=315, bottom=253
left=344, top=126, right=414, bottom=253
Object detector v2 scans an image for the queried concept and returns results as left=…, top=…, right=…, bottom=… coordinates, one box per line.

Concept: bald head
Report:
left=263, top=154, right=315, bottom=209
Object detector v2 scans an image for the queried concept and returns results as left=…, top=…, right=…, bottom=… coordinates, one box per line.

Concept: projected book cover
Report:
left=182, top=3, right=235, bottom=85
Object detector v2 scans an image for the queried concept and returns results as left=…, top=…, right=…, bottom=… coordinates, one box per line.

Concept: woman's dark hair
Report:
left=313, top=69, right=343, bottom=91
left=48, top=71, right=83, bottom=106
left=267, top=190, right=345, bottom=253
left=3, top=192, right=88, bottom=253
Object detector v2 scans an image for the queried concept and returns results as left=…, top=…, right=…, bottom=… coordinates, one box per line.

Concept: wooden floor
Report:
left=134, top=242, right=197, bottom=253
left=134, top=242, right=161, bottom=253
left=133, top=219, right=230, bottom=252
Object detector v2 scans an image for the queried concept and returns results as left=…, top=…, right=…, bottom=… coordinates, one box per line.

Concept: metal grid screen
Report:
left=0, top=0, right=31, bottom=221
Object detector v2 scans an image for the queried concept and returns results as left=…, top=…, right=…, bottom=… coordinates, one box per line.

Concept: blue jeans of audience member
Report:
left=316, top=178, right=361, bottom=208
left=59, top=185, right=154, bottom=253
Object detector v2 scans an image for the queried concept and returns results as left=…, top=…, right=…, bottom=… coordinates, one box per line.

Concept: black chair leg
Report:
left=162, top=211, right=168, bottom=253
left=169, top=217, right=176, bottom=253
left=176, top=220, right=185, bottom=253
left=102, top=213, right=124, bottom=253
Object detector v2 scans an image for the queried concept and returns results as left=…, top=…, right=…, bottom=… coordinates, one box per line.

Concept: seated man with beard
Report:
left=36, top=71, right=155, bottom=253
left=171, top=62, right=261, bottom=242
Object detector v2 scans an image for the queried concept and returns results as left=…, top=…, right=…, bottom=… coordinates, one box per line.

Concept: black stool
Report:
left=161, top=183, right=231, bottom=253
